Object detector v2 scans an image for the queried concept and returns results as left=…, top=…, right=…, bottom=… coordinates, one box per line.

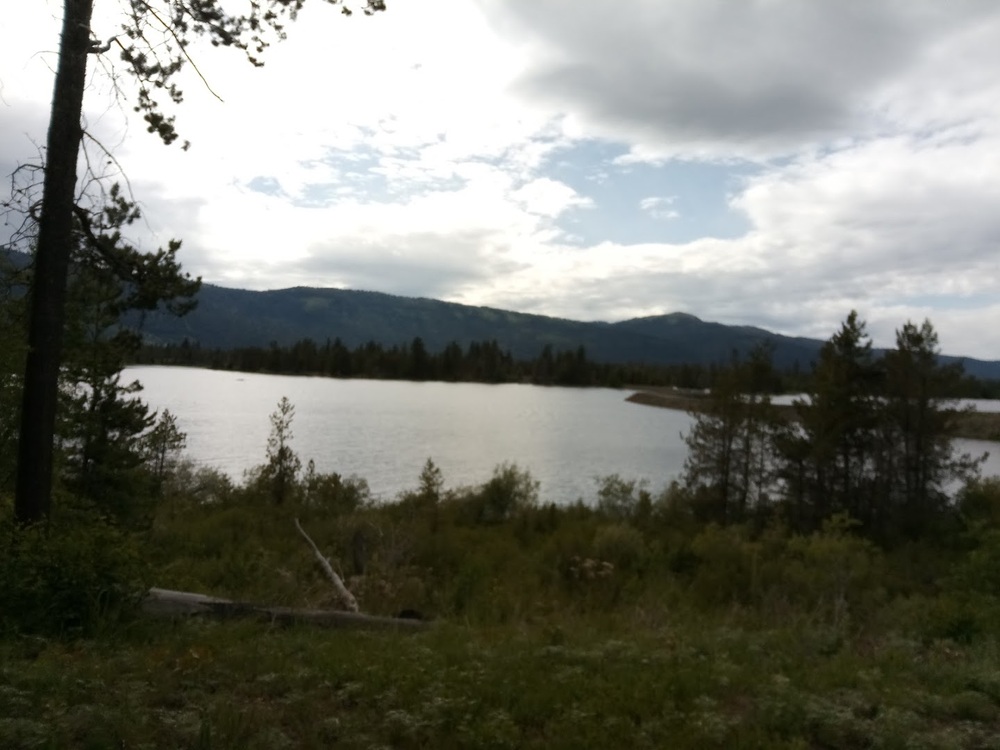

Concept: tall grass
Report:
left=3, top=466, right=1000, bottom=747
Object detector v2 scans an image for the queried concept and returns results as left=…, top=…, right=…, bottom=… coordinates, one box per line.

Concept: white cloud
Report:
left=639, top=196, right=679, bottom=221
left=486, top=0, right=1000, bottom=161
left=5, top=1, right=1000, bottom=361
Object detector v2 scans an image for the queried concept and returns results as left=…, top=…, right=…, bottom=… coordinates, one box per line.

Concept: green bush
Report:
left=762, top=517, right=885, bottom=626
left=302, top=461, right=371, bottom=514
left=591, top=522, right=648, bottom=574
left=686, top=524, right=759, bottom=607
left=0, top=518, right=151, bottom=636
left=594, top=474, right=649, bottom=522
left=948, top=528, right=1000, bottom=596
left=463, top=462, right=539, bottom=524
left=958, top=477, right=1000, bottom=526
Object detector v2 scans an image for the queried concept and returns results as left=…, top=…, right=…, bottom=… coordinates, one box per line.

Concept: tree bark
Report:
left=15, top=0, right=95, bottom=524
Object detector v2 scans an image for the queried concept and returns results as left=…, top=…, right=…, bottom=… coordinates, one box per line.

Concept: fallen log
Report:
left=142, top=587, right=428, bottom=631
left=294, top=517, right=360, bottom=612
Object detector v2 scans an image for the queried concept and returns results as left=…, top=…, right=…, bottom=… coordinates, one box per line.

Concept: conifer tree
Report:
left=780, top=312, right=882, bottom=531
left=880, top=320, right=983, bottom=539
left=683, top=345, right=780, bottom=524
left=261, top=396, right=302, bottom=505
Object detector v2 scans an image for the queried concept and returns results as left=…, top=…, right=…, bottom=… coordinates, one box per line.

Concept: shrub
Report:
left=594, top=474, right=649, bottom=522
left=467, top=463, right=539, bottom=524
left=959, top=477, right=1000, bottom=527
left=765, top=516, right=885, bottom=626
left=0, top=517, right=151, bottom=636
left=162, top=458, right=236, bottom=506
left=303, top=461, right=371, bottom=514
left=591, top=523, right=647, bottom=574
left=686, top=524, right=759, bottom=607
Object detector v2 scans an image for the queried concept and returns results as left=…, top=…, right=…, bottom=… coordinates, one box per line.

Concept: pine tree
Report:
left=779, top=312, right=882, bottom=531
left=683, top=345, right=780, bottom=524
left=880, top=320, right=983, bottom=539
left=55, top=187, right=199, bottom=526
left=260, top=397, right=302, bottom=505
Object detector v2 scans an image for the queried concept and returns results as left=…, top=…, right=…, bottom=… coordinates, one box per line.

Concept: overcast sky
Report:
left=3, top=1, right=1000, bottom=359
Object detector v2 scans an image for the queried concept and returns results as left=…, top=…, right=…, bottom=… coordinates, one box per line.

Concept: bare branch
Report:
left=294, top=517, right=360, bottom=613
left=82, top=130, right=136, bottom=202
left=138, top=2, right=224, bottom=103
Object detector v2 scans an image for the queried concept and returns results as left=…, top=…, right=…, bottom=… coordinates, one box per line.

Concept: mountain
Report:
left=131, top=282, right=1000, bottom=378
left=4, top=248, right=999, bottom=377
left=135, top=283, right=670, bottom=362
left=611, top=313, right=823, bottom=370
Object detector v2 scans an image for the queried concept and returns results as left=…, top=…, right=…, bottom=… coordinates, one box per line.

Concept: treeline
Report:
left=136, top=336, right=736, bottom=388
left=135, top=334, right=1000, bottom=397
left=682, top=312, right=985, bottom=545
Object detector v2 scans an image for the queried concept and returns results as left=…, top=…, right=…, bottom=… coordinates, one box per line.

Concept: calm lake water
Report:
left=126, top=366, right=999, bottom=505
left=126, top=366, right=694, bottom=504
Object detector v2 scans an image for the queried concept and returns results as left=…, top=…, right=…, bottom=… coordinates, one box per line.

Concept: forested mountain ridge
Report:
left=132, top=282, right=1000, bottom=378
left=4, top=248, right=998, bottom=377
left=131, top=282, right=822, bottom=368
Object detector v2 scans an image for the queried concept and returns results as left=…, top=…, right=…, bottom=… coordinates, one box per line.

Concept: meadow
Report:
left=4, top=460, right=1000, bottom=748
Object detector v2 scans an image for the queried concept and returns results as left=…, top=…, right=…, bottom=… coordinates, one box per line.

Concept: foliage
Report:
left=302, top=459, right=370, bottom=513
left=0, top=194, right=200, bottom=526
left=247, top=396, right=302, bottom=505
left=0, top=516, right=151, bottom=637
left=464, top=462, right=540, bottom=525
left=881, top=320, right=983, bottom=537
left=5, top=289, right=1000, bottom=743
left=143, top=408, right=187, bottom=491
left=50, top=190, right=200, bottom=527
left=4, top=618, right=1000, bottom=749
left=416, top=458, right=445, bottom=504
left=683, top=313, right=985, bottom=543
left=683, top=344, right=781, bottom=526
left=594, top=473, right=651, bottom=522
left=2, top=393, right=1000, bottom=746
left=780, top=311, right=884, bottom=531
left=4, top=451, right=999, bottom=747
left=10, top=0, right=385, bottom=524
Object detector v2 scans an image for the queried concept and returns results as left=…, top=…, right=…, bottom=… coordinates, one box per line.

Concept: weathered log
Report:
left=294, top=517, right=360, bottom=612
left=142, top=588, right=428, bottom=630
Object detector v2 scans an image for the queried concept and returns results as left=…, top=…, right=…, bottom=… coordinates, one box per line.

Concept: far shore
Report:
left=626, top=387, right=1000, bottom=443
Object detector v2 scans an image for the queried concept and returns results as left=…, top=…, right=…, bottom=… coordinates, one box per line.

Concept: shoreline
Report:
left=625, top=388, right=1000, bottom=443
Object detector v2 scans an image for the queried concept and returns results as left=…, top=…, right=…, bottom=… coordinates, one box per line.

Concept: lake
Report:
left=126, top=366, right=999, bottom=505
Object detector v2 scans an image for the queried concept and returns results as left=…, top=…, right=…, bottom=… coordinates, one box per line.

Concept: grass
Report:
left=2, top=615, right=999, bottom=748
left=4, top=462, right=1000, bottom=747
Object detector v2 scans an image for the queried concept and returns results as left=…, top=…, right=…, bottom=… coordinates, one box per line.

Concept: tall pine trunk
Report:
left=15, top=0, right=95, bottom=524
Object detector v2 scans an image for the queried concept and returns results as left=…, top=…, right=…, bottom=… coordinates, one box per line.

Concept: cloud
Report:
left=486, top=0, right=1000, bottom=160
left=639, top=196, right=679, bottom=221
left=296, top=229, right=525, bottom=298
left=6, top=1, right=1000, bottom=362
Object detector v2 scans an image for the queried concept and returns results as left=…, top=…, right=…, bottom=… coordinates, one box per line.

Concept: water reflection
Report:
left=128, top=367, right=998, bottom=505
left=128, top=366, right=693, bottom=504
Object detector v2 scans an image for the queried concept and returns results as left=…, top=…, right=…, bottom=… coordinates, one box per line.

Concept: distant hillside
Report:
left=4, top=248, right=999, bottom=377
left=132, top=282, right=1000, bottom=378
left=135, top=284, right=677, bottom=363
left=611, top=313, right=822, bottom=370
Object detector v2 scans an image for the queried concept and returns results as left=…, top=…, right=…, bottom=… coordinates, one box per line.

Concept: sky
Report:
left=3, top=1, right=1000, bottom=360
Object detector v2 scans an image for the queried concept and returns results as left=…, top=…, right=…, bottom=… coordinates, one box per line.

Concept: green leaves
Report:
left=259, top=396, right=302, bottom=505
left=684, top=313, right=982, bottom=543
